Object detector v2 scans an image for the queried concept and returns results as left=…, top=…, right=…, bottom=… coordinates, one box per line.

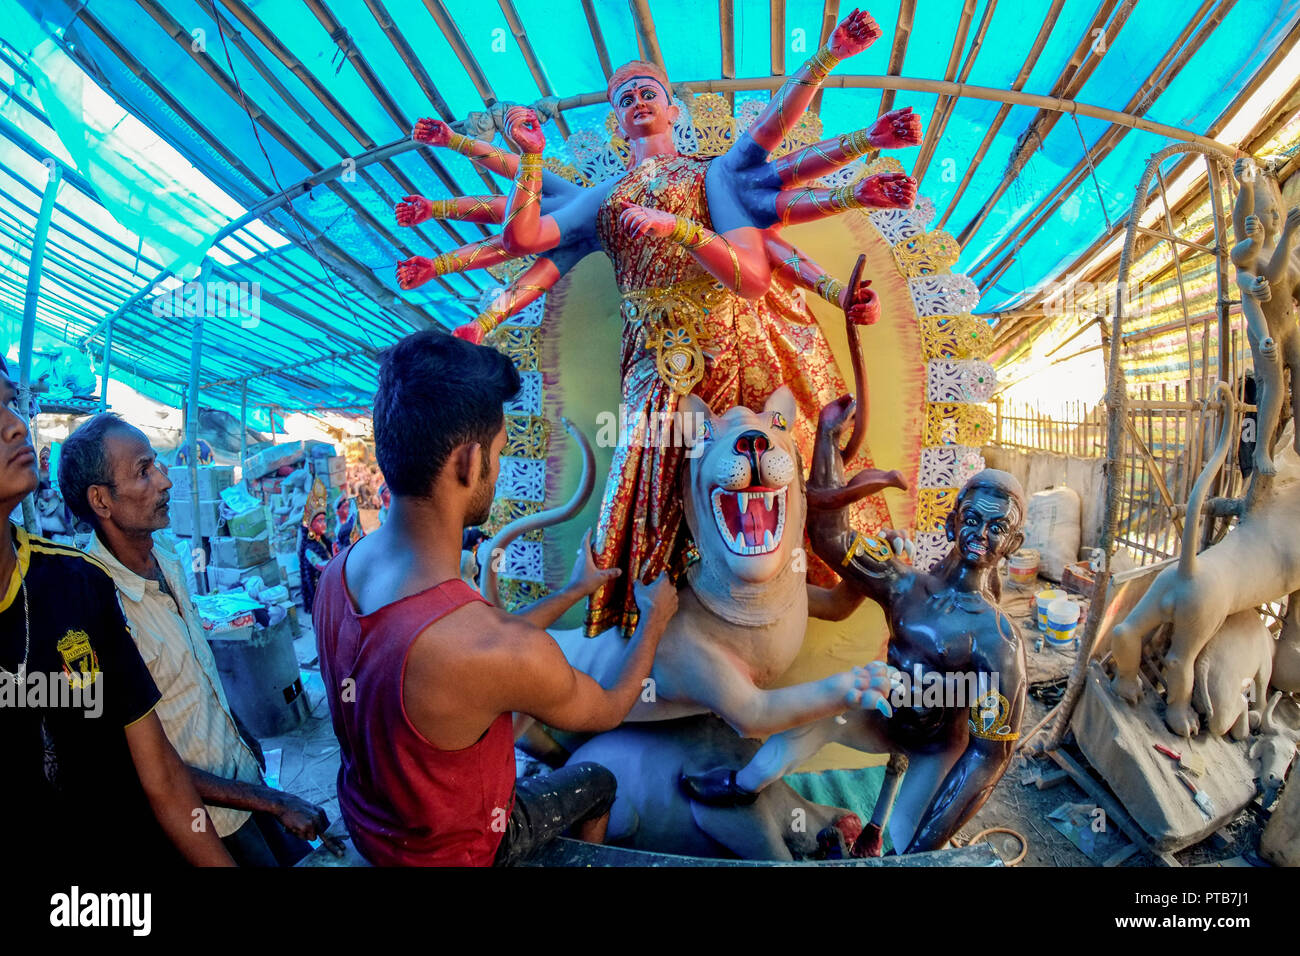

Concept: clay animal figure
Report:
left=488, top=387, right=904, bottom=742
left=1230, top=159, right=1300, bottom=478
left=1251, top=692, right=1300, bottom=806
left=1112, top=383, right=1300, bottom=736
left=1190, top=609, right=1274, bottom=741
left=1273, top=600, right=1300, bottom=694
left=564, top=714, right=863, bottom=860
left=680, top=397, right=1030, bottom=855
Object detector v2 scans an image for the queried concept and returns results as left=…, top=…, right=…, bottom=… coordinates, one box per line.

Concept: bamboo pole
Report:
left=18, top=161, right=59, bottom=536
left=935, top=0, right=1065, bottom=229
left=554, top=77, right=1241, bottom=157
left=911, top=0, right=981, bottom=184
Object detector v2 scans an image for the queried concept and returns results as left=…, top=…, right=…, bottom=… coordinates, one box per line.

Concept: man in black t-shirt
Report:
left=0, top=356, right=233, bottom=867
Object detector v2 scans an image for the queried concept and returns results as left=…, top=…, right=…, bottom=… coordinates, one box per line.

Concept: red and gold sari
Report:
left=585, top=152, right=891, bottom=636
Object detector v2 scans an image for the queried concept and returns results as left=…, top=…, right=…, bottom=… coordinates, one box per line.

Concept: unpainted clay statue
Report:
left=1190, top=608, right=1274, bottom=741
left=1273, top=603, right=1300, bottom=694
left=1230, top=159, right=1300, bottom=478
left=681, top=397, right=1029, bottom=855
left=563, top=714, right=864, bottom=860
left=1251, top=692, right=1300, bottom=807
left=1112, top=383, right=1300, bottom=736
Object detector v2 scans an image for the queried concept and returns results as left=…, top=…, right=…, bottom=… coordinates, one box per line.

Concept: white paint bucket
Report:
left=1045, top=597, right=1081, bottom=647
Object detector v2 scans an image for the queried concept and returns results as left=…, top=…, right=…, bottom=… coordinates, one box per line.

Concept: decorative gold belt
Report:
left=621, top=278, right=729, bottom=396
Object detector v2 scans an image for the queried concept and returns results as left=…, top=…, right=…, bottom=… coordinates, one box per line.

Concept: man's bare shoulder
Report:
left=408, top=598, right=554, bottom=677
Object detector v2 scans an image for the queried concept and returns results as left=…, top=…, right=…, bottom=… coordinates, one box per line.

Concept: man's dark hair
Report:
left=59, top=412, right=135, bottom=527
left=373, top=331, right=521, bottom=497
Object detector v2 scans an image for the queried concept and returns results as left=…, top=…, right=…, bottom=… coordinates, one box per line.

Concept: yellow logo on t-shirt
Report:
left=57, top=630, right=100, bottom=688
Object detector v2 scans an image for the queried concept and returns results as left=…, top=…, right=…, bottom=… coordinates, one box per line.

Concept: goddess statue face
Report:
left=612, top=76, right=678, bottom=140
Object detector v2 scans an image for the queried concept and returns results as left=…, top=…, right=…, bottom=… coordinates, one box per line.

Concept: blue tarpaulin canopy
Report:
left=1, top=0, right=1297, bottom=417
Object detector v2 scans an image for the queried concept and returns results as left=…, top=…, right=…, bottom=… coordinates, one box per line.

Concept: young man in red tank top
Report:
left=313, top=331, right=677, bottom=866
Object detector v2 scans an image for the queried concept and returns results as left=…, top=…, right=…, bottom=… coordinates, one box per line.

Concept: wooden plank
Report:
left=1047, top=747, right=1181, bottom=866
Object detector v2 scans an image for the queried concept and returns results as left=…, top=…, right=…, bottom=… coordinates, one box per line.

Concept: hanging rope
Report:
left=1071, top=113, right=1112, bottom=232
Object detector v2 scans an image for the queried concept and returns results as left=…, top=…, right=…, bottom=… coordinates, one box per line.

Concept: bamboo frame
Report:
left=935, top=0, right=1065, bottom=230
left=1043, top=142, right=1237, bottom=751
left=999, top=14, right=1300, bottom=321
left=910, top=0, right=982, bottom=185
left=967, top=0, right=1226, bottom=280
left=629, top=0, right=667, bottom=73
left=555, top=77, right=1241, bottom=156
left=955, top=0, right=1140, bottom=246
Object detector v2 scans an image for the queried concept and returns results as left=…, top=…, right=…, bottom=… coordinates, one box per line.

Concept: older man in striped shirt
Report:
left=61, top=413, right=343, bottom=866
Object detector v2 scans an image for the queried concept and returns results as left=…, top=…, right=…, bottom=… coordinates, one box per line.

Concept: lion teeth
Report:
left=763, top=530, right=774, bottom=549
left=763, top=492, right=775, bottom=510
left=734, top=531, right=746, bottom=552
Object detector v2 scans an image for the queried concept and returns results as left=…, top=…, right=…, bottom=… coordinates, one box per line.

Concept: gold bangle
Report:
left=725, top=244, right=743, bottom=292
left=477, top=309, right=505, bottom=335
left=428, top=199, right=454, bottom=220
left=815, top=274, right=845, bottom=305
left=519, top=152, right=543, bottom=178
left=447, top=132, right=479, bottom=157
left=669, top=216, right=706, bottom=248
left=806, top=47, right=841, bottom=80
left=830, top=183, right=860, bottom=211
left=838, top=128, right=874, bottom=161
left=431, top=253, right=460, bottom=276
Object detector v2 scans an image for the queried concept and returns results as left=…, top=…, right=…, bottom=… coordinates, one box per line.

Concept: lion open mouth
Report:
left=711, top=486, right=787, bottom=556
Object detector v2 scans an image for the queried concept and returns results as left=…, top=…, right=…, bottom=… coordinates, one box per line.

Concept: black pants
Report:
left=493, top=762, right=617, bottom=867
left=222, top=810, right=314, bottom=867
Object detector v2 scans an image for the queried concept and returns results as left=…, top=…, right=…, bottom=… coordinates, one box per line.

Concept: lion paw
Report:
left=1112, top=674, right=1142, bottom=706
left=1164, top=701, right=1200, bottom=738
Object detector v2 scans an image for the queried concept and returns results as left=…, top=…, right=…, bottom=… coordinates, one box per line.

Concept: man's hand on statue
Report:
left=413, top=117, right=454, bottom=146
left=505, top=106, right=546, bottom=154
left=1233, top=157, right=1254, bottom=183
left=1286, top=205, right=1300, bottom=235
left=1261, top=336, right=1277, bottom=359
left=395, top=256, right=436, bottom=290
left=619, top=201, right=677, bottom=239
left=567, top=528, right=622, bottom=597
left=1244, top=214, right=1262, bottom=241
left=452, top=322, right=486, bottom=345
left=829, top=8, right=883, bottom=59
left=869, top=106, right=922, bottom=150
left=634, top=572, right=679, bottom=631
left=845, top=278, right=881, bottom=326
left=395, top=194, right=434, bottom=227
left=840, top=662, right=894, bottom=716
left=856, top=172, right=917, bottom=209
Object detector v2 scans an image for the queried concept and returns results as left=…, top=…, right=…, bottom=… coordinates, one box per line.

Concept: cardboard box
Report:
left=211, top=532, right=271, bottom=569
left=251, top=557, right=282, bottom=588
left=312, top=455, right=347, bottom=487
left=171, top=498, right=221, bottom=538
left=169, top=465, right=235, bottom=500
left=206, top=565, right=243, bottom=591
left=226, top=506, right=268, bottom=539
